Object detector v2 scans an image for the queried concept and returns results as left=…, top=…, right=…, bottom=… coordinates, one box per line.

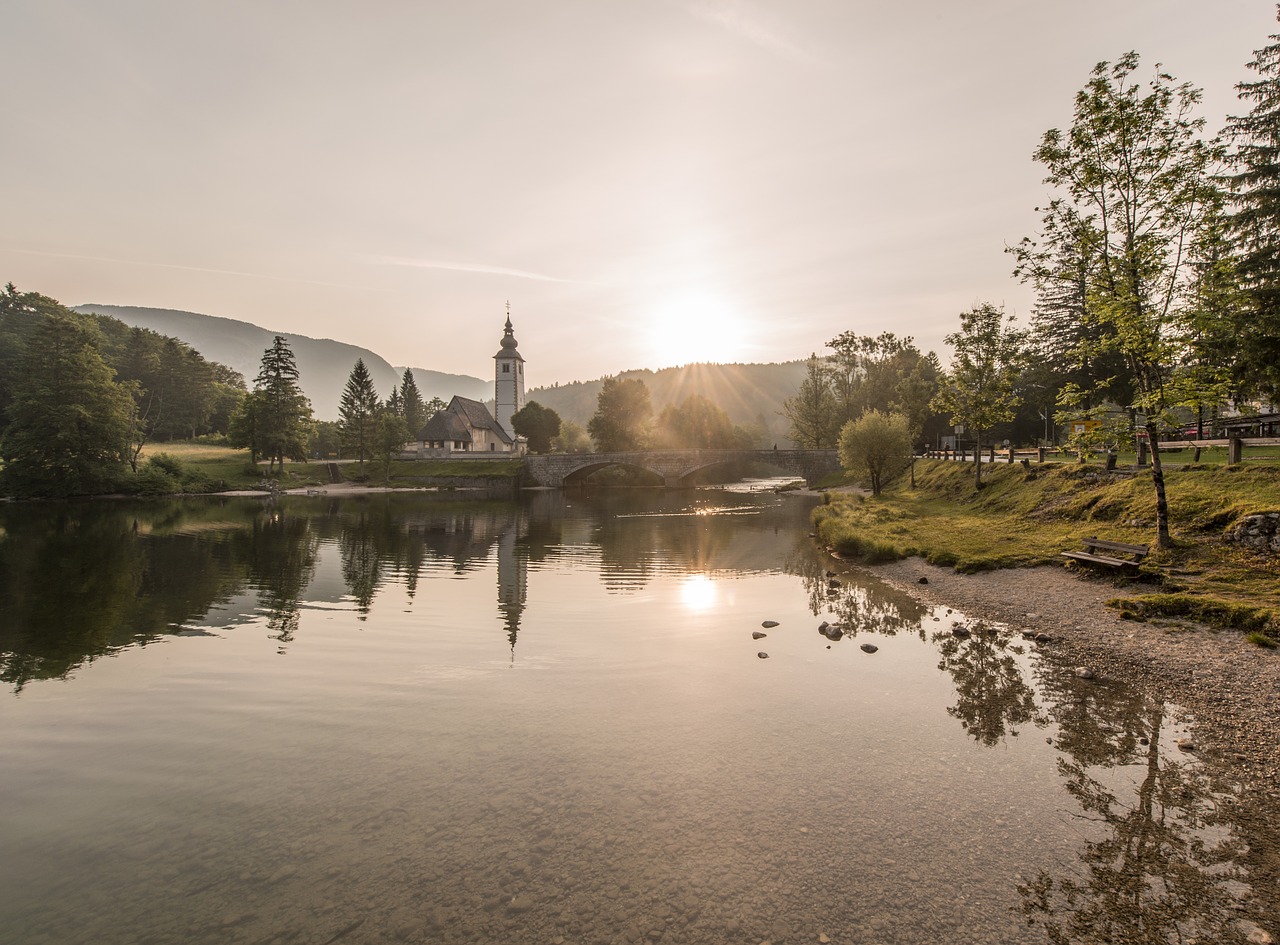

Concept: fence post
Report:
left=1136, top=437, right=1149, bottom=467
left=1105, top=452, right=1117, bottom=471
left=1006, top=447, right=1015, bottom=464
left=1037, top=447, right=1047, bottom=464
left=988, top=445, right=996, bottom=463
left=1228, top=437, right=1243, bottom=464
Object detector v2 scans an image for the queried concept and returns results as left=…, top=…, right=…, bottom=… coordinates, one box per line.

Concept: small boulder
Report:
left=917, top=577, right=929, bottom=585
left=757, top=651, right=769, bottom=659
left=1176, top=738, right=1196, bottom=753
left=762, top=620, right=780, bottom=628
left=859, top=643, right=879, bottom=654
left=1074, top=667, right=1096, bottom=680
left=951, top=625, right=971, bottom=639
left=752, top=631, right=767, bottom=640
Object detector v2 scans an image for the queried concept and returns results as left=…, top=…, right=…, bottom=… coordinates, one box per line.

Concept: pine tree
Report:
left=246, top=336, right=312, bottom=475
left=338, top=358, right=379, bottom=466
left=1226, top=8, right=1280, bottom=401
left=399, top=368, right=426, bottom=437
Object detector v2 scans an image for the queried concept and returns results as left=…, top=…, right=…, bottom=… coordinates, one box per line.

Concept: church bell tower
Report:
left=493, top=307, right=524, bottom=436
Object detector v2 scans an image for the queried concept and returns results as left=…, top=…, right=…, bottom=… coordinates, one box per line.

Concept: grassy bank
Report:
left=813, top=459, right=1280, bottom=634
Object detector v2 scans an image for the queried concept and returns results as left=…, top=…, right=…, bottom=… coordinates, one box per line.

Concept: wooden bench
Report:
left=1061, top=537, right=1149, bottom=570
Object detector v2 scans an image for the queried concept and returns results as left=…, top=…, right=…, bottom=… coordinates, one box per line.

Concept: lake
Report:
left=0, top=486, right=1262, bottom=945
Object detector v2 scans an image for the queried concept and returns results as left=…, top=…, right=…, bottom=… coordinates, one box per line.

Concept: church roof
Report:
left=417, top=396, right=513, bottom=444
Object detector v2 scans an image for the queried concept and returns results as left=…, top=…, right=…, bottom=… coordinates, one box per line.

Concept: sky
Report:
left=3, top=1, right=1276, bottom=385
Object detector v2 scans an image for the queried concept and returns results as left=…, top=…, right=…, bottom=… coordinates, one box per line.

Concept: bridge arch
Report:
left=558, top=460, right=666, bottom=487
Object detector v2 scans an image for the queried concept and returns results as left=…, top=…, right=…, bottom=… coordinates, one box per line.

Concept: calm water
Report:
left=0, top=487, right=1263, bottom=945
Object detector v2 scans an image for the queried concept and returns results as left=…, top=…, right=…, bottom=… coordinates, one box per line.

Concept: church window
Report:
left=503, top=363, right=510, bottom=373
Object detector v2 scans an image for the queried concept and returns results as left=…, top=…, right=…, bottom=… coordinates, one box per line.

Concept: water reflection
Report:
left=0, top=491, right=1269, bottom=944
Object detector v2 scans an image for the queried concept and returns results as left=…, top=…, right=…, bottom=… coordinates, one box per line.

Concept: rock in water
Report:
left=757, top=652, right=769, bottom=659
left=1074, top=667, right=1096, bottom=680
left=860, top=643, right=879, bottom=654
left=752, top=631, right=767, bottom=640
left=762, top=620, right=779, bottom=628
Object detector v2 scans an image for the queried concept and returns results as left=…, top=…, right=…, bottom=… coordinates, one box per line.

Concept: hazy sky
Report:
left=3, top=1, right=1276, bottom=385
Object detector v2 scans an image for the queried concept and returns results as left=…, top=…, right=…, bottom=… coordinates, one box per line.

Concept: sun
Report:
left=646, top=290, right=743, bottom=367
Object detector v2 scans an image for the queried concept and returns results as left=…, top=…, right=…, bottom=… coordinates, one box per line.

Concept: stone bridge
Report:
left=523, top=449, right=841, bottom=488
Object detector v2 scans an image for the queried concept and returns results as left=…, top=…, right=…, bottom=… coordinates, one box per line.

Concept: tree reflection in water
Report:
left=1017, top=669, right=1253, bottom=945
left=933, top=624, right=1043, bottom=746
left=787, top=553, right=931, bottom=637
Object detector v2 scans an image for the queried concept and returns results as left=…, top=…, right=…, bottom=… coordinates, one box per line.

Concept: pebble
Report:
left=758, top=652, right=769, bottom=659
left=860, top=643, right=878, bottom=654
left=507, top=894, right=535, bottom=913
left=1176, top=738, right=1197, bottom=753
left=819, top=935, right=831, bottom=944
left=917, top=577, right=928, bottom=585
left=1075, top=667, right=1096, bottom=680
left=753, top=631, right=767, bottom=640
left=762, top=620, right=779, bottom=628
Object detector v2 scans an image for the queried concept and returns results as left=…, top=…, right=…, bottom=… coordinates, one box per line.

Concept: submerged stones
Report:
left=859, top=643, right=879, bottom=654
left=817, top=621, right=843, bottom=642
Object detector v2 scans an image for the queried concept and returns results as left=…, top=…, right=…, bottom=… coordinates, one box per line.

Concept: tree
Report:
left=588, top=377, right=652, bottom=451
left=552, top=419, right=592, bottom=453
left=241, top=336, right=312, bottom=475
left=653, top=394, right=753, bottom=449
left=892, top=357, right=940, bottom=487
left=932, top=303, right=1028, bottom=489
left=399, top=368, right=427, bottom=436
left=1027, top=52, right=1228, bottom=546
left=837, top=410, right=912, bottom=497
left=511, top=400, right=561, bottom=453
left=372, top=408, right=410, bottom=481
left=338, top=358, right=379, bottom=466
left=1225, top=9, right=1280, bottom=402
left=782, top=354, right=839, bottom=448
left=0, top=312, right=135, bottom=497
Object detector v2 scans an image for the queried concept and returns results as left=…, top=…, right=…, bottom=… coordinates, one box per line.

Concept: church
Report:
left=411, top=315, right=526, bottom=457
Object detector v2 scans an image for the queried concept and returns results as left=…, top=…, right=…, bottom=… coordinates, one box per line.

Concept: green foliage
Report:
left=652, top=394, right=754, bottom=449
left=837, top=409, right=912, bottom=496
left=0, top=311, right=136, bottom=497
left=1025, top=53, right=1230, bottom=547
left=551, top=419, right=592, bottom=453
left=399, top=368, right=427, bottom=436
left=932, top=303, right=1029, bottom=488
left=1109, top=594, right=1279, bottom=634
left=1225, top=12, right=1280, bottom=402
left=782, top=354, right=839, bottom=448
left=588, top=376, right=652, bottom=451
left=511, top=400, right=562, bottom=453
left=338, top=358, right=380, bottom=465
left=372, top=408, right=410, bottom=481
left=241, top=336, right=313, bottom=475
left=1247, top=631, right=1278, bottom=648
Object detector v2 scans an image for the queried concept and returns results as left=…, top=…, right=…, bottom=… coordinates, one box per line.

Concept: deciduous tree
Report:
left=837, top=410, right=912, bottom=497
left=1027, top=52, right=1228, bottom=546
left=588, top=377, right=652, bottom=451
left=511, top=400, right=561, bottom=453
left=932, top=303, right=1028, bottom=489
left=782, top=354, right=838, bottom=448
left=0, top=312, right=135, bottom=496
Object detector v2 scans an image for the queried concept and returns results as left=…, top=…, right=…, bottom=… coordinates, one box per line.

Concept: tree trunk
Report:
left=973, top=430, right=983, bottom=489
left=1145, top=420, right=1172, bottom=548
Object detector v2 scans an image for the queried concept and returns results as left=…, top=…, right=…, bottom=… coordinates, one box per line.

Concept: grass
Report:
left=814, top=458, right=1280, bottom=633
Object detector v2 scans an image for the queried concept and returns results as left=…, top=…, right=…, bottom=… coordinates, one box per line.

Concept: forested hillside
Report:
left=74, top=304, right=489, bottom=420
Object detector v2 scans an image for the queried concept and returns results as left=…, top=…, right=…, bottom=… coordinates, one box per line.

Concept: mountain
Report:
left=527, top=361, right=809, bottom=446
left=73, top=305, right=489, bottom=421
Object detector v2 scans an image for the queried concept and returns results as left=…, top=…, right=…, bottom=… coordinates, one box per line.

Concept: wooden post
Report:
left=1192, top=446, right=1201, bottom=463
left=988, top=445, right=996, bottom=463
left=1105, top=452, right=1117, bottom=471
left=1136, top=437, right=1149, bottom=467
left=1037, top=447, right=1047, bottom=463
left=1229, top=437, right=1243, bottom=465
left=1006, top=447, right=1015, bottom=464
